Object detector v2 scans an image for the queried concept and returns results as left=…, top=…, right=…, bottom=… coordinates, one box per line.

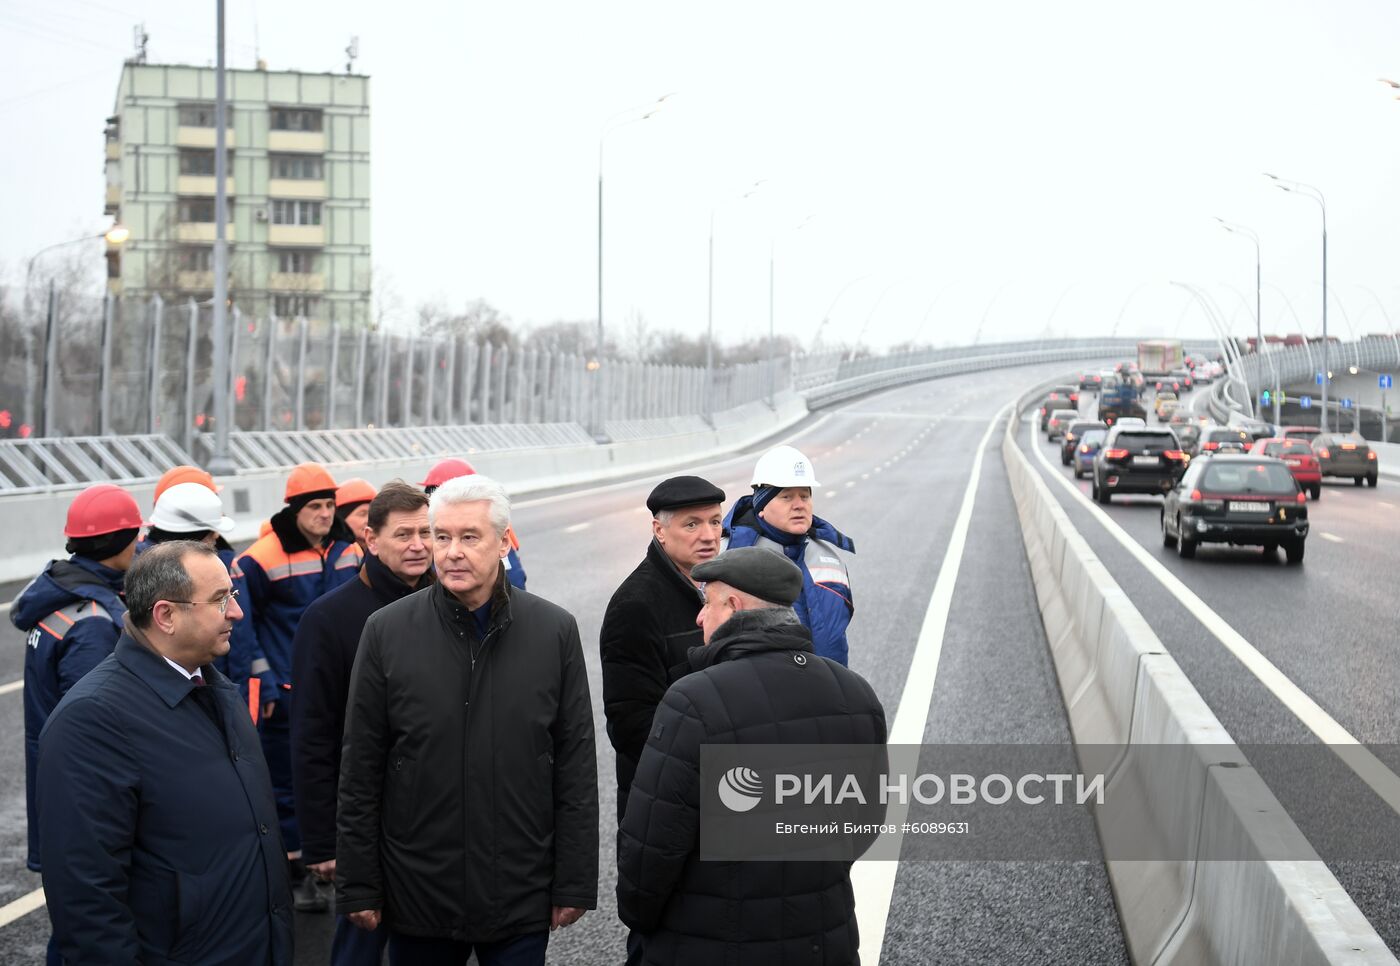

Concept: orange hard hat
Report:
left=420, top=458, right=476, bottom=490
left=64, top=484, right=144, bottom=538
left=284, top=462, right=338, bottom=502
left=153, top=464, right=221, bottom=504
left=336, top=477, right=377, bottom=508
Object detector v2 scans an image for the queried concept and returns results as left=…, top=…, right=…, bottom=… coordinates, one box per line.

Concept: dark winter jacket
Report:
left=723, top=497, right=856, bottom=665
left=600, top=539, right=704, bottom=817
left=337, top=568, right=599, bottom=942
left=11, top=555, right=127, bottom=872
left=236, top=506, right=361, bottom=705
left=37, top=633, right=292, bottom=966
left=617, top=609, right=886, bottom=966
left=291, top=552, right=427, bottom=866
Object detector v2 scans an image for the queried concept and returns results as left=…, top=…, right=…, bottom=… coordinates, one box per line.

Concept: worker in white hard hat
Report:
left=721, top=444, right=856, bottom=665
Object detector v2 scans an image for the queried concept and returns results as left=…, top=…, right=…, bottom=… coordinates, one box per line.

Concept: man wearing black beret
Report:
left=599, top=475, right=724, bottom=966
left=616, top=546, right=887, bottom=964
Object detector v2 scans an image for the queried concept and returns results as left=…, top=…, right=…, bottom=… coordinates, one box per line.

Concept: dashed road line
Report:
left=1319, top=532, right=1344, bottom=543
left=0, top=888, right=44, bottom=928
left=0, top=680, right=23, bottom=696
left=563, top=522, right=591, bottom=534
left=853, top=404, right=1011, bottom=961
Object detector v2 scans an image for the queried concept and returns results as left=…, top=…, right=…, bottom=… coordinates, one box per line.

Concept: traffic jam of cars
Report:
left=1042, top=353, right=1385, bottom=566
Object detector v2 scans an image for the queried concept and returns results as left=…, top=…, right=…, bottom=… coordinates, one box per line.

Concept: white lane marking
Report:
left=1026, top=418, right=1400, bottom=816
left=563, top=522, right=591, bottom=534
left=854, top=404, right=1010, bottom=962
left=845, top=481, right=856, bottom=488
left=825, top=490, right=838, bottom=499
left=0, top=888, right=44, bottom=928
left=1319, top=532, right=1344, bottom=543
left=0, top=602, right=10, bottom=616
left=0, top=680, right=22, bottom=696
left=1378, top=501, right=1394, bottom=510
left=861, top=473, right=870, bottom=480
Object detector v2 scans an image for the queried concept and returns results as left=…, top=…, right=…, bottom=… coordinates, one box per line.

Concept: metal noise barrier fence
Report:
left=1003, top=381, right=1394, bottom=965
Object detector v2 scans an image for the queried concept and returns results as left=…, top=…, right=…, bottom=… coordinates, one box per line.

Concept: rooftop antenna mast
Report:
left=131, top=23, right=149, bottom=64
left=345, top=36, right=359, bottom=74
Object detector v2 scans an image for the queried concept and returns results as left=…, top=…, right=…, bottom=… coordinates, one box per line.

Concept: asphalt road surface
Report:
left=0, top=362, right=1138, bottom=965
left=1020, top=382, right=1400, bottom=955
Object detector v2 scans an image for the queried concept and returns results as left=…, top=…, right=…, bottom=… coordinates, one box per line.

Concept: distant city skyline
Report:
left=6, top=1, right=1400, bottom=351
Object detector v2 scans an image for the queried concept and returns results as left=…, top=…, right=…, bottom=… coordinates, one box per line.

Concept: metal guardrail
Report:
left=0, top=338, right=1236, bottom=495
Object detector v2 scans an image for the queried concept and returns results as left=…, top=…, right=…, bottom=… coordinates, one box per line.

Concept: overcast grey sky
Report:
left=5, top=0, right=1400, bottom=351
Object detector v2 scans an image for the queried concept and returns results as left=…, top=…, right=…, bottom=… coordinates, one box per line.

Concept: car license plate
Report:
left=1132, top=456, right=1158, bottom=466
left=1285, top=459, right=1301, bottom=466
left=1228, top=501, right=1269, bottom=513
left=1341, top=443, right=1357, bottom=450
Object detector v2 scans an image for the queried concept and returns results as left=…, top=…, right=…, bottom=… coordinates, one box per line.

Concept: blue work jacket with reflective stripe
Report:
left=722, top=497, right=855, bottom=665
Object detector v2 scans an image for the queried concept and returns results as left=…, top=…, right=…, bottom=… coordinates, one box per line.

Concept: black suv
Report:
left=1161, top=455, right=1309, bottom=562
left=1092, top=426, right=1188, bottom=503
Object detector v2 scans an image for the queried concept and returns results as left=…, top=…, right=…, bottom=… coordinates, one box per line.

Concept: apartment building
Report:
left=105, top=61, right=370, bottom=327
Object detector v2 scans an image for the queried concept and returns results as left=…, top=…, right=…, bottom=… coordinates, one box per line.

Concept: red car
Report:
left=1251, top=437, right=1321, bottom=500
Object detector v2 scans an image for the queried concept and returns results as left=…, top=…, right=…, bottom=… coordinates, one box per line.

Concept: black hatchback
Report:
left=1091, top=427, right=1188, bottom=503
left=1160, top=456, right=1309, bottom=563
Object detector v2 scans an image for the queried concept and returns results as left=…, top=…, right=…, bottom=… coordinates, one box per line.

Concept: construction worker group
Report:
left=17, top=443, right=879, bottom=966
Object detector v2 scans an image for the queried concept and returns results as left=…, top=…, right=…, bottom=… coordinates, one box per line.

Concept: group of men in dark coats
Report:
left=33, top=449, right=885, bottom=966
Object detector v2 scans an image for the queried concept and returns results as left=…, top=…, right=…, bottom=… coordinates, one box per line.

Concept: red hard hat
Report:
left=284, top=462, right=338, bottom=502
left=64, top=484, right=144, bottom=538
left=419, top=458, right=476, bottom=490
left=336, top=477, right=377, bottom=508
left=153, top=464, right=221, bottom=504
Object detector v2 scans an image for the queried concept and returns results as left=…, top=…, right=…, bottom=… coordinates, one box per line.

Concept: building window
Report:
left=179, top=248, right=213, bottom=271
left=271, top=199, right=321, bottom=226
left=178, top=198, right=230, bottom=223
left=276, top=250, right=315, bottom=274
left=270, top=155, right=323, bottom=180
left=271, top=108, right=323, bottom=132
left=178, top=103, right=232, bottom=127
left=179, top=149, right=232, bottom=175
left=274, top=295, right=321, bottom=318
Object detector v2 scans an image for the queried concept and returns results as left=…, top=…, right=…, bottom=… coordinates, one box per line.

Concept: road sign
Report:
left=1342, top=397, right=1354, bottom=409
left=1381, top=374, right=1394, bottom=390
left=1301, top=395, right=1313, bottom=409
left=1316, top=373, right=1325, bottom=385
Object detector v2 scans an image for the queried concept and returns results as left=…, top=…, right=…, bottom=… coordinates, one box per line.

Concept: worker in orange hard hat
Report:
left=335, top=478, right=377, bottom=555
left=152, top=464, right=222, bottom=504
left=236, top=461, right=361, bottom=912
left=419, top=457, right=528, bottom=589
left=11, top=483, right=142, bottom=964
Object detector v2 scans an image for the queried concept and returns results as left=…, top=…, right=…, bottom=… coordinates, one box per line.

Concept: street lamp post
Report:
left=705, top=181, right=764, bottom=422
left=1265, top=174, right=1328, bottom=431
left=767, top=215, right=813, bottom=407
left=206, top=0, right=235, bottom=472
left=1214, top=217, right=1273, bottom=420
left=593, top=94, right=672, bottom=440
left=25, top=225, right=129, bottom=436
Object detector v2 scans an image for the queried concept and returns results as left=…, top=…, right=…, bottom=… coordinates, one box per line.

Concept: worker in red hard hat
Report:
left=419, top=457, right=528, bottom=589
left=335, top=478, right=377, bottom=556
left=10, top=483, right=142, bottom=962
left=236, top=461, right=361, bottom=913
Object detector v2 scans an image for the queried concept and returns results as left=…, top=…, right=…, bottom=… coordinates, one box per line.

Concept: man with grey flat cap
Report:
left=616, top=547, right=887, bottom=965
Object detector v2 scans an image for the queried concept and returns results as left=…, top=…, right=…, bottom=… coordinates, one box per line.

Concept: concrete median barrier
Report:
left=1004, top=386, right=1396, bottom=965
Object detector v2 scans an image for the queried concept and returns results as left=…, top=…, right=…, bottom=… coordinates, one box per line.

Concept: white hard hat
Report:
left=150, top=481, right=236, bottom=535
left=751, top=445, right=820, bottom=488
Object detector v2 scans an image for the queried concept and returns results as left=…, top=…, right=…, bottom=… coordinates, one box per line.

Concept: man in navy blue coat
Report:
left=37, top=540, right=293, bottom=966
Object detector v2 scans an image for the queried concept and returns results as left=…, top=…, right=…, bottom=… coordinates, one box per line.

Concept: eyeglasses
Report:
left=166, top=588, right=240, bottom=615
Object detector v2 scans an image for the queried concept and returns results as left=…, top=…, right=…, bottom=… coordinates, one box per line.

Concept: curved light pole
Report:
left=592, top=92, right=673, bottom=438
left=1111, top=280, right=1154, bottom=339
left=1265, top=173, right=1329, bottom=430
left=811, top=274, right=873, bottom=351
left=705, top=180, right=764, bottom=422
left=1172, top=281, right=1250, bottom=414
left=972, top=279, right=1014, bottom=346
left=1214, top=217, right=1265, bottom=417
left=848, top=275, right=913, bottom=362
left=1352, top=283, right=1400, bottom=369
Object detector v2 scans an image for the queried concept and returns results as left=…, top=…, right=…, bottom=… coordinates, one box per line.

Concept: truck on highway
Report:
left=1137, top=339, right=1184, bottom=376
left=1097, top=378, right=1147, bottom=427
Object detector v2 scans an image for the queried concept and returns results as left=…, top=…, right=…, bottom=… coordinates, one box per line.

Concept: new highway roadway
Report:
left=11, top=361, right=1390, bottom=963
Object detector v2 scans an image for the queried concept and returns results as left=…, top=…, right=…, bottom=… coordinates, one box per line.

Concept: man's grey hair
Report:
left=126, top=540, right=217, bottom=629
left=428, top=473, right=511, bottom=536
left=655, top=509, right=675, bottom=525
